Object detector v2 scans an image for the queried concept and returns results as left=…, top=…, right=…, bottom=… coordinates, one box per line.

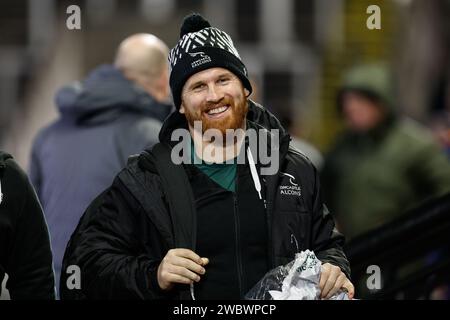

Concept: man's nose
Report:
left=205, top=84, right=223, bottom=103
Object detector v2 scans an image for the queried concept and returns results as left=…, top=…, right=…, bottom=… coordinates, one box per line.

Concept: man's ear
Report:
left=244, top=88, right=250, bottom=98
left=179, top=104, right=185, bottom=114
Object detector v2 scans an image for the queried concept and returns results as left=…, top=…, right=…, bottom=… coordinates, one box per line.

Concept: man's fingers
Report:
left=321, top=270, right=339, bottom=298
left=158, top=266, right=192, bottom=290
left=157, top=258, right=204, bottom=290
left=171, top=256, right=206, bottom=275
left=168, top=265, right=202, bottom=282
left=342, top=279, right=355, bottom=299
left=166, top=273, right=195, bottom=285
left=319, top=263, right=355, bottom=299
left=169, top=248, right=204, bottom=265
left=319, top=265, right=330, bottom=290
left=325, top=273, right=346, bottom=299
left=158, top=249, right=209, bottom=291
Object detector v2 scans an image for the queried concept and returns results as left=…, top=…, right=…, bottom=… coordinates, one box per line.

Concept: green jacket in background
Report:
left=322, top=117, right=450, bottom=239
left=322, top=63, right=450, bottom=239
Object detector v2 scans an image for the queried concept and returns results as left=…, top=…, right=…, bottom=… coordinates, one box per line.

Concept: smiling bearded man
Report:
left=180, top=68, right=249, bottom=136
left=60, top=13, right=353, bottom=301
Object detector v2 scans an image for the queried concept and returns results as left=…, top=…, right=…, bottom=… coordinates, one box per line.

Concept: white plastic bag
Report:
left=245, top=250, right=349, bottom=300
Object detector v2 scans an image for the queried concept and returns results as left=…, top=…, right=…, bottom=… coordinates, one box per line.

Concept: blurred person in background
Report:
left=322, top=63, right=450, bottom=239
left=29, top=33, right=171, bottom=295
left=0, top=151, right=55, bottom=299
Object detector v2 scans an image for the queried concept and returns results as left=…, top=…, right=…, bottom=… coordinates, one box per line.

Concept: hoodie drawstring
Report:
left=247, top=146, right=266, bottom=209
left=190, top=283, right=196, bottom=300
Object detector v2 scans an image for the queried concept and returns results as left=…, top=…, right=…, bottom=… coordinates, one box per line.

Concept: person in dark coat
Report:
left=0, top=151, right=55, bottom=299
left=29, top=34, right=172, bottom=295
left=60, top=14, right=353, bottom=300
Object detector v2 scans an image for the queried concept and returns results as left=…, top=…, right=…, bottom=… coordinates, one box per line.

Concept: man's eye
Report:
left=193, top=84, right=206, bottom=91
left=218, top=78, right=230, bottom=84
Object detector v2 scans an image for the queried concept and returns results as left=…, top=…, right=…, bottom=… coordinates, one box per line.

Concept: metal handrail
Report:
left=344, top=193, right=450, bottom=299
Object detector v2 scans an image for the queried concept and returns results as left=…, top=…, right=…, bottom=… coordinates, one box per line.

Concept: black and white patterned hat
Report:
left=169, top=13, right=252, bottom=109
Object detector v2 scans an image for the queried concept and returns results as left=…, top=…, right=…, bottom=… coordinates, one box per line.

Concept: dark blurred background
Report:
left=1, top=0, right=448, bottom=167
left=0, top=0, right=449, bottom=300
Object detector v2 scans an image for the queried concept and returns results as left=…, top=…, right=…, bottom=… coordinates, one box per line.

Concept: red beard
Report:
left=184, top=95, right=248, bottom=137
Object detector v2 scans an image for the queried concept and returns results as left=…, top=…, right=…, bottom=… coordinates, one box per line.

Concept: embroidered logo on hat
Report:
left=189, top=51, right=212, bottom=68
left=188, top=51, right=207, bottom=58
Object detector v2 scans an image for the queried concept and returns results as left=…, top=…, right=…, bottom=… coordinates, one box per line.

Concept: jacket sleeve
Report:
left=60, top=177, right=170, bottom=300
left=411, top=140, right=450, bottom=197
left=4, top=159, right=55, bottom=300
left=309, top=165, right=352, bottom=279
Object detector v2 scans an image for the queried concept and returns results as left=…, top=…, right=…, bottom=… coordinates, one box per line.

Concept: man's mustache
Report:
left=201, top=98, right=234, bottom=113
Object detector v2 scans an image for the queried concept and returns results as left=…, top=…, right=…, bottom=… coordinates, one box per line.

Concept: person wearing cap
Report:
left=60, top=14, right=353, bottom=300
left=322, top=63, right=450, bottom=239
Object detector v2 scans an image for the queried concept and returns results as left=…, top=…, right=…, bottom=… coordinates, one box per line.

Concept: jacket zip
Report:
left=261, top=177, right=273, bottom=268
left=232, top=194, right=244, bottom=298
left=265, top=174, right=276, bottom=268
left=233, top=167, right=244, bottom=298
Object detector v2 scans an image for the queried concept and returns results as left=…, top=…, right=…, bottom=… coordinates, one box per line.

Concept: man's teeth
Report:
left=207, top=106, right=228, bottom=115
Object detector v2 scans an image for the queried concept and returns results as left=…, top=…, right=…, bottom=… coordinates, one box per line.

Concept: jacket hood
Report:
left=159, top=99, right=290, bottom=145
left=55, top=64, right=172, bottom=124
left=0, top=151, right=13, bottom=174
left=337, top=63, right=395, bottom=113
left=0, top=151, right=13, bottom=204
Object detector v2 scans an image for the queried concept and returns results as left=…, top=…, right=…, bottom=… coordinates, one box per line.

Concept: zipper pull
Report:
left=190, top=283, right=196, bottom=300
left=291, top=234, right=300, bottom=253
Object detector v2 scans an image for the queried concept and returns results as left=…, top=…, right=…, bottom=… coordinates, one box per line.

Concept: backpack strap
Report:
left=142, top=143, right=197, bottom=251
left=142, top=143, right=197, bottom=300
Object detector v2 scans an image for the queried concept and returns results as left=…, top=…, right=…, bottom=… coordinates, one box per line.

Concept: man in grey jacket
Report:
left=29, top=33, right=171, bottom=295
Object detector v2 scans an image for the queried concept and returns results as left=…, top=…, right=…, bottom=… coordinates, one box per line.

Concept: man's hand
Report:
left=319, top=263, right=355, bottom=299
left=157, top=248, right=209, bottom=291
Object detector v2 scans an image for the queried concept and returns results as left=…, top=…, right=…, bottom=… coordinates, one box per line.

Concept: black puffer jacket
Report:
left=0, top=151, right=55, bottom=299
left=60, top=101, right=349, bottom=299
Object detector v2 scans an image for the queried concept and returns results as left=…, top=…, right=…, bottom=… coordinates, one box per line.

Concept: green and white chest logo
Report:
left=279, top=172, right=301, bottom=197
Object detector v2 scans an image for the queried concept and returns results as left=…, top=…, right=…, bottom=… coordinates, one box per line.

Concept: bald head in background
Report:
left=115, top=33, right=170, bottom=103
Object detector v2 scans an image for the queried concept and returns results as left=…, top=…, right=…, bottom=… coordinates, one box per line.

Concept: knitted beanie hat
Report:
left=169, top=13, right=252, bottom=109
